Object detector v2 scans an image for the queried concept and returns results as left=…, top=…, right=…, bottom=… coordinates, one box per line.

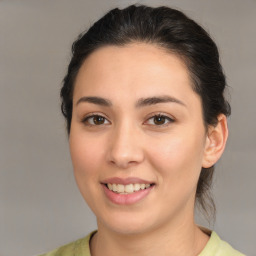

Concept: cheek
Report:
left=69, top=131, right=107, bottom=211
left=147, top=132, right=205, bottom=186
left=69, top=131, right=105, bottom=182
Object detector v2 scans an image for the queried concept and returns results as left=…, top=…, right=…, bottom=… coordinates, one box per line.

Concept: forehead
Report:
left=77, top=43, right=190, bottom=80
left=73, top=43, right=198, bottom=106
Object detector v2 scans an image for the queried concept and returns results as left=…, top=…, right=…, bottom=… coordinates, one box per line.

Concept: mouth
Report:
left=104, top=183, right=155, bottom=194
left=101, top=177, right=155, bottom=205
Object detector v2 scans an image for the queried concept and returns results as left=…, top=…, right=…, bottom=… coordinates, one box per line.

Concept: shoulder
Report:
left=199, top=230, right=246, bottom=256
left=38, top=231, right=96, bottom=256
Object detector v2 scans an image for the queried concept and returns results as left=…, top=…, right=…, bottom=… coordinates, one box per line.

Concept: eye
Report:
left=146, top=114, right=174, bottom=126
left=82, top=114, right=110, bottom=126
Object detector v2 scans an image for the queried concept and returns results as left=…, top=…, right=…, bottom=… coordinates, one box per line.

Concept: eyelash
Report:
left=81, top=112, right=175, bottom=128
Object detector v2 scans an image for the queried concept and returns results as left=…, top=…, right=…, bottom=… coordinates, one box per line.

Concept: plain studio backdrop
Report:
left=1, top=0, right=255, bottom=255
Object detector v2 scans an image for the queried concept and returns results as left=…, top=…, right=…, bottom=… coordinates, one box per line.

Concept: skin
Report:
left=69, top=43, right=228, bottom=256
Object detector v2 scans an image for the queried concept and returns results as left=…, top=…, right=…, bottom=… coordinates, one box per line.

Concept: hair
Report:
left=61, top=5, right=231, bottom=220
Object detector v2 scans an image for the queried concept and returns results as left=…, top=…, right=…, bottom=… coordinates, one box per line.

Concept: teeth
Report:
left=112, top=184, right=118, bottom=192
left=117, top=184, right=124, bottom=193
left=107, top=183, right=152, bottom=194
left=125, top=184, right=133, bottom=193
left=134, top=183, right=141, bottom=191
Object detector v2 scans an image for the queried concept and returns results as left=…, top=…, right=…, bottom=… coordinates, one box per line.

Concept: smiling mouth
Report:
left=104, top=183, right=155, bottom=194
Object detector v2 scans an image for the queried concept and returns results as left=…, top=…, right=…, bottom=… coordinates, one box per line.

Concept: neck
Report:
left=90, top=210, right=209, bottom=256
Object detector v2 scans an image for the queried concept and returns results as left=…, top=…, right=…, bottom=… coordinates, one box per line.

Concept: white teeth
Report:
left=125, top=184, right=133, bottom=193
left=117, top=184, right=124, bottom=193
left=112, top=184, right=118, bottom=192
left=140, top=184, right=145, bottom=190
left=134, top=183, right=141, bottom=191
left=107, top=183, right=152, bottom=194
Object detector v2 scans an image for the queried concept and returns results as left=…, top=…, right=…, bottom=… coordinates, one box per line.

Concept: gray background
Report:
left=1, top=0, right=255, bottom=255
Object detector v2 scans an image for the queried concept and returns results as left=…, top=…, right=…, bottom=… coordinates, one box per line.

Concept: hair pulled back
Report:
left=61, top=4, right=231, bottom=220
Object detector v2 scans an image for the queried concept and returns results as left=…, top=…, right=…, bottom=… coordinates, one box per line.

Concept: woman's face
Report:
left=69, top=43, right=210, bottom=235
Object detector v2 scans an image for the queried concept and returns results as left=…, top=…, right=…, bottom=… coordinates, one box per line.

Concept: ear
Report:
left=202, top=114, right=229, bottom=168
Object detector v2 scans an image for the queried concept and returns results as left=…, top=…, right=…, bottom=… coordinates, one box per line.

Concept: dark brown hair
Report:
left=60, top=5, right=231, bottom=219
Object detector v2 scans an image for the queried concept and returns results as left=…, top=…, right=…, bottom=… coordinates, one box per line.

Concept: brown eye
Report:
left=146, top=114, right=174, bottom=126
left=93, top=116, right=105, bottom=125
left=82, top=114, right=110, bottom=126
left=154, top=115, right=167, bottom=125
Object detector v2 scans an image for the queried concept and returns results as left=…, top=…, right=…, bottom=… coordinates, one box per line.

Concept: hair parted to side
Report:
left=61, top=5, right=231, bottom=221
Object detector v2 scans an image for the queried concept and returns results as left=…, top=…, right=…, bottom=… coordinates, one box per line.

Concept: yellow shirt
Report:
left=39, top=230, right=245, bottom=256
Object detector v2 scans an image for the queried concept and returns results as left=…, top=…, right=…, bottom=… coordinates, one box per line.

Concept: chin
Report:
left=97, top=210, right=158, bottom=235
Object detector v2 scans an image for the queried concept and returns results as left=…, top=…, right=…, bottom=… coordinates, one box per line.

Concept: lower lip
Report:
left=102, top=184, right=154, bottom=205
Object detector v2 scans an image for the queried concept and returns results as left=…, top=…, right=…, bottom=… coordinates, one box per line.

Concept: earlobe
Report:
left=202, top=114, right=229, bottom=168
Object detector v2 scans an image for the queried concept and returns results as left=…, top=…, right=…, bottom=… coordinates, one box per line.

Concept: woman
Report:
left=40, top=5, right=245, bottom=256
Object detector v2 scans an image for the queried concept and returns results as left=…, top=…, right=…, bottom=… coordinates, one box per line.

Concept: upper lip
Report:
left=101, top=177, right=154, bottom=185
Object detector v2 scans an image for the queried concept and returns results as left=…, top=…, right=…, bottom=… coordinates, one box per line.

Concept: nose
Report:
left=106, top=121, right=144, bottom=169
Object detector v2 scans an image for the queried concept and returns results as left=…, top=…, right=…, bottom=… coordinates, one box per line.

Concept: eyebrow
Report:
left=76, top=95, right=186, bottom=108
left=76, top=96, right=112, bottom=107
left=135, top=95, right=186, bottom=108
